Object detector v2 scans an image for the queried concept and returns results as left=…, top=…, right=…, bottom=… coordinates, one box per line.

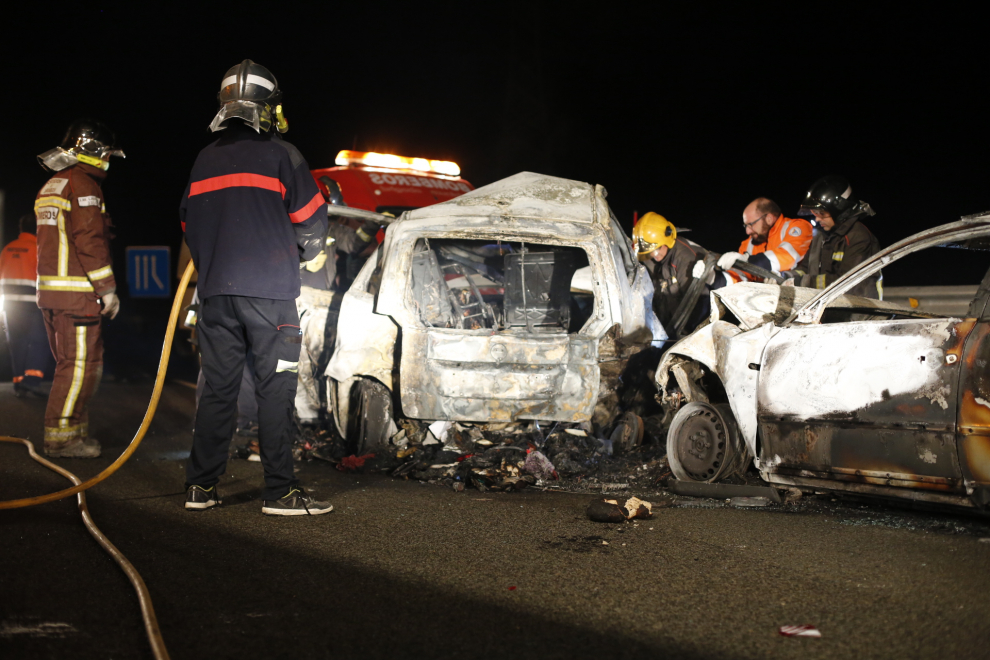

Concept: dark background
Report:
left=1, top=4, right=987, bottom=378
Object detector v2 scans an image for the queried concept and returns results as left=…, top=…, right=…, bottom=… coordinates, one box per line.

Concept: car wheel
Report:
left=348, top=378, right=393, bottom=455
left=666, top=401, right=746, bottom=483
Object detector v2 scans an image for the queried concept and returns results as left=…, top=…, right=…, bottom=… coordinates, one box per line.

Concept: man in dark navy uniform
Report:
left=180, top=59, right=332, bottom=516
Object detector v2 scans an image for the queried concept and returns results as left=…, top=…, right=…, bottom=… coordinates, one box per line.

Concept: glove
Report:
left=355, top=219, right=380, bottom=245
left=302, top=250, right=328, bottom=273
left=692, top=259, right=716, bottom=285
left=717, top=252, right=746, bottom=271
left=100, top=292, right=120, bottom=319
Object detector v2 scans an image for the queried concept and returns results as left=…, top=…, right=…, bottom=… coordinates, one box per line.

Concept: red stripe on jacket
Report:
left=189, top=173, right=287, bottom=198
left=288, top=192, right=324, bottom=224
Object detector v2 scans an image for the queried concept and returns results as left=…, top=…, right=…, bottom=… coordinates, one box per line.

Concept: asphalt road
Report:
left=2, top=380, right=990, bottom=660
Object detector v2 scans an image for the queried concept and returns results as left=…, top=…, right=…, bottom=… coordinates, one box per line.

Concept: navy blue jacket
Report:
left=180, top=125, right=328, bottom=300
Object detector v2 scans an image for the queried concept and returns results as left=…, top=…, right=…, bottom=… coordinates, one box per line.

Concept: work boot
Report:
left=185, top=485, right=222, bottom=510
left=261, top=487, right=333, bottom=516
left=20, top=381, right=51, bottom=398
left=44, top=437, right=102, bottom=458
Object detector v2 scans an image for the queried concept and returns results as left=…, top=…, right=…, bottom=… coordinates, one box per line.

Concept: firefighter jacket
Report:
left=0, top=232, right=39, bottom=303
left=645, top=238, right=710, bottom=330
left=34, top=163, right=116, bottom=313
left=797, top=205, right=881, bottom=298
left=723, top=216, right=814, bottom=284
left=180, top=124, right=328, bottom=301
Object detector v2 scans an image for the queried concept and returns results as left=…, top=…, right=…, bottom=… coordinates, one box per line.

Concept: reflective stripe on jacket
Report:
left=180, top=125, right=328, bottom=301
left=34, top=163, right=116, bottom=312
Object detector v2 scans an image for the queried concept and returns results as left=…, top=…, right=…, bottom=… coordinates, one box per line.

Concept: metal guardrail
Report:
left=883, top=285, right=979, bottom=317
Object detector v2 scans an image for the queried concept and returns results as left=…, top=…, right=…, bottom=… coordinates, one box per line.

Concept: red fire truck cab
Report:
left=310, top=150, right=474, bottom=216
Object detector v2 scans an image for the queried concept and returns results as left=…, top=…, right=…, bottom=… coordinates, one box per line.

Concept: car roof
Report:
left=401, top=172, right=607, bottom=225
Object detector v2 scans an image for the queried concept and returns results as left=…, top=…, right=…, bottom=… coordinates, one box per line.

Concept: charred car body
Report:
left=656, top=214, right=990, bottom=510
left=327, top=172, right=664, bottom=452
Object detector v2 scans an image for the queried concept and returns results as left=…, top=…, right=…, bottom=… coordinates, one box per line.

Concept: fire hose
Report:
left=0, top=259, right=196, bottom=659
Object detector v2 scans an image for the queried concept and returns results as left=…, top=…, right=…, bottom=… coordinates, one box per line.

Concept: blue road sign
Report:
left=126, top=246, right=171, bottom=298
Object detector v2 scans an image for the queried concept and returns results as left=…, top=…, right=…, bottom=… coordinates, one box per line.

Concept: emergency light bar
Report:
left=335, top=150, right=461, bottom=177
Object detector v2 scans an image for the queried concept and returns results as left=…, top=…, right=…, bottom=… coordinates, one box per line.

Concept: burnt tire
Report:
left=347, top=378, right=393, bottom=455
left=666, top=402, right=747, bottom=483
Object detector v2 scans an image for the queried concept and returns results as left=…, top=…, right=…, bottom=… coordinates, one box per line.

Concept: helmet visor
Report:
left=635, top=235, right=663, bottom=255
left=209, top=100, right=273, bottom=133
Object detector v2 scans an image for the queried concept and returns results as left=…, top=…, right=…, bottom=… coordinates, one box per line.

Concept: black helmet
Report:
left=38, top=119, right=125, bottom=172
left=799, top=175, right=856, bottom=218
left=209, top=59, right=286, bottom=134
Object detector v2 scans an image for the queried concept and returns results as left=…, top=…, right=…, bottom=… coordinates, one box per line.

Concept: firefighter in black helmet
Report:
left=181, top=59, right=332, bottom=515
left=795, top=175, right=882, bottom=298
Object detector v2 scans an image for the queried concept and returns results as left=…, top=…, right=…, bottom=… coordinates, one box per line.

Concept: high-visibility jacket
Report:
left=0, top=232, right=38, bottom=303
left=34, top=163, right=116, bottom=312
left=724, top=216, right=813, bottom=284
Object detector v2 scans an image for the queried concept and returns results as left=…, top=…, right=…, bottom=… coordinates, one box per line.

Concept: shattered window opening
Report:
left=817, top=249, right=990, bottom=324
left=407, top=238, right=593, bottom=334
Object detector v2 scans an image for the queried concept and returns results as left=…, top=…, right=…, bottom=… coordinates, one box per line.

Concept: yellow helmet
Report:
left=633, top=212, right=676, bottom=258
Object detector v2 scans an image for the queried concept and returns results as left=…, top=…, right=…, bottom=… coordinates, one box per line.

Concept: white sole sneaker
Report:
left=261, top=503, right=333, bottom=516
left=185, top=501, right=218, bottom=510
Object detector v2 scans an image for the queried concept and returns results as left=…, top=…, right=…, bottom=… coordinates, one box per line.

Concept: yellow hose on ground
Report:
left=0, top=259, right=195, bottom=510
left=0, top=259, right=194, bottom=659
left=0, top=437, right=171, bottom=660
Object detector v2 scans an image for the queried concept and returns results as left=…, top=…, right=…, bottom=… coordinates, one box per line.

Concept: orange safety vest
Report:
left=726, top=216, right=813, bottom=283
left=0, top=232, right=38, bottom=303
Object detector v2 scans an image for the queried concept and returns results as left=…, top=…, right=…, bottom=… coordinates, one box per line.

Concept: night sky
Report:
left=2, top=5, right=987, bottom=288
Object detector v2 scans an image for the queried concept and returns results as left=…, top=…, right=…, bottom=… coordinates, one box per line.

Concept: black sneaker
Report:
left=185, top=485, right=221, bottom=510
left=261, top=487, right=333, bottom=516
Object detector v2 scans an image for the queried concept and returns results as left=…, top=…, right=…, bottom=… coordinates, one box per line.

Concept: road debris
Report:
left=587, top=496, right=653, bottom=522
left=778, top=625, right=822, bottom=638
left=730, top=496, right=771, bottom=508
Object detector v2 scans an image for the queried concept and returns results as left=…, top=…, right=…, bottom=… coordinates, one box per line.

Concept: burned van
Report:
left=326, top=172, right=664, bottom=451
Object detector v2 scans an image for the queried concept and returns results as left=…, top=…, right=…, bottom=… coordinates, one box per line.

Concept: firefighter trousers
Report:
left=3, top=300, right=53, bottom=387
left=41, top=309, right=103, bottom=444
left=188, top=295, right=301, bottom=500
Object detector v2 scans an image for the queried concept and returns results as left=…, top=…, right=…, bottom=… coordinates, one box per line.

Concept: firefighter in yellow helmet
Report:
left=632, top=212, right=712, bottom=334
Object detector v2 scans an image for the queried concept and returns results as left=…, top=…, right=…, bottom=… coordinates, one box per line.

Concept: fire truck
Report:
left=310, top=150, right=474, bottom=217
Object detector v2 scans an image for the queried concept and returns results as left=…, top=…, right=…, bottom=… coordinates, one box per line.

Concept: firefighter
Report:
left=796, top=175, right=881, bottom=298
left=34, top=120, right=124, bottom=457
left=181, top=59, right=332, bottom=515
left=714, top=197, right=814, bottom=286
left=1, top=213, right=54, bottom=397
left=294, top=178, right=381, bottom=426
left=633, top=212, right=711, bottom=334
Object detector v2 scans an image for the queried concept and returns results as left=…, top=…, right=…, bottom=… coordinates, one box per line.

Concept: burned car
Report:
left=326, top=172, right=664, bottom=453
left=656, top=214, right=990, bottom=510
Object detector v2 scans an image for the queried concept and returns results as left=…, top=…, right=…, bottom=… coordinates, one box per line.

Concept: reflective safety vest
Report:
left=0, top=232, right=38, bottom=303
left=34, top=163, right=116, bottom=311
left=725, top=216, right=814, bottom=284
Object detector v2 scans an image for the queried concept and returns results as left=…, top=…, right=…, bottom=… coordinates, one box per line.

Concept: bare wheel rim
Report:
left=667, top=402, right=738, bottom=483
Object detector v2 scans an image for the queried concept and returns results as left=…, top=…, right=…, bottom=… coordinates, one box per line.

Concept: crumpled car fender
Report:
left=657, top=320, right=776, bottom=461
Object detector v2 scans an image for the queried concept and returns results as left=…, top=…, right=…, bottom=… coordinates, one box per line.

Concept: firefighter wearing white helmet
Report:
left=632, top=212, right=712, bottom=333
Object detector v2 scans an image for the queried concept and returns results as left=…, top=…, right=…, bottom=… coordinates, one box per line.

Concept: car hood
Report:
left=711, top=283, right=819, bottom=331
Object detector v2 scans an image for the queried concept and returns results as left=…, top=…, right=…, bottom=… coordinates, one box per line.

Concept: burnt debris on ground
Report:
left=278, top=412, right=673, bottom=494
